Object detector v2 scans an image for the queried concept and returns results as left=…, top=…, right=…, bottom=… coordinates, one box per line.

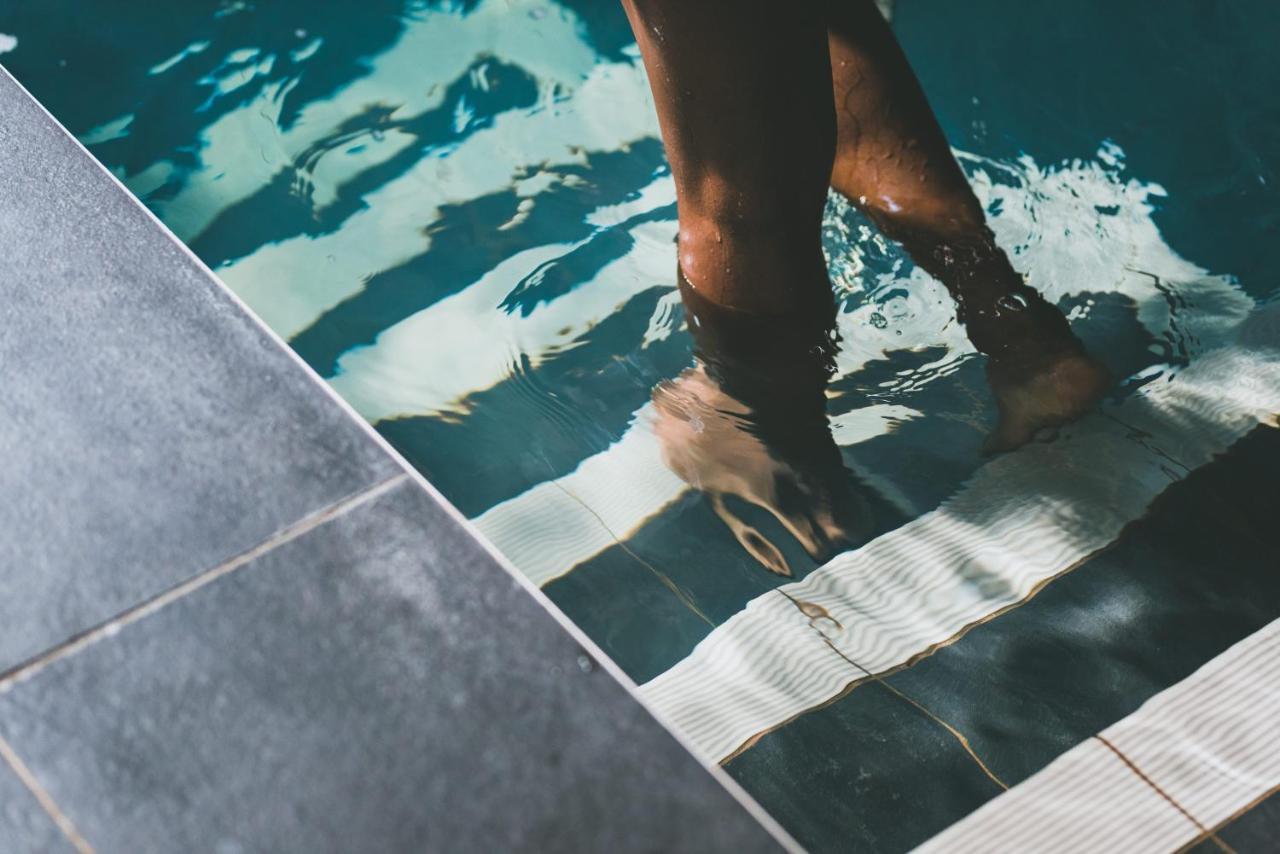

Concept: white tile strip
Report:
left=917, top=618, right=1280, bottom=852
left=638, top=305, right=1280, bottom=762
left=1104, top=617, right=1280, bottom=835
left=918, top=737, right=1200, bottom=853
left=469, top=145, right=1252, bottom=593
left=473, top=403, right=686, bottom=587
left=474, top=402, right=920, bottom=587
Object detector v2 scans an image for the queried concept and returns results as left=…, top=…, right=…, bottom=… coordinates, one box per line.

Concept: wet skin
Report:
left=652, top=281, right=871, bottom=575
left=622, top=0, right=1111, bottom=454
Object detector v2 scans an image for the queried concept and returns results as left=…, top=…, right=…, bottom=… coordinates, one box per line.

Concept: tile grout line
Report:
left=0, top=734, right=94, bottom=854
left=0, top=473, right=409, bottom=694
left=713, top=541, right=1119, bottom=766
left=547, top=479, right=715, bottom=627
left=917, top=620, right=1280, bottom=852
left=0, top=67, right=803, bottom=853
left=45, top=47, right=1264, bottom=849
left=832, top=646, right=1008, bottom=791
left=1175, top=782, right=1280, bottom=853
left=780, top=587, right=1010, bottom=792
left=1094, top=735, right=1234, bottom=853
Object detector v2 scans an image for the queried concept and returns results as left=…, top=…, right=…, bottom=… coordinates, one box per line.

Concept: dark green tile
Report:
left=726, top=679, right=1004, bottom=854
left=883, top=426, right=1280, bottom=787
left=1208, top=788, right=1280, bottom=853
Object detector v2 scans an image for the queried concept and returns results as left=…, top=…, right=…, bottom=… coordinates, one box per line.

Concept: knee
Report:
left=678, top=173, right=828, bottom=242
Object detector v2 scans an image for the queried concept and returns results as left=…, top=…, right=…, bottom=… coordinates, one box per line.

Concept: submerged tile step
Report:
left=0, top=66, right=787, bottom=853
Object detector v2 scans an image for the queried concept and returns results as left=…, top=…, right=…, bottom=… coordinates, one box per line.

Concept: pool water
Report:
left=5, top=1, right=1279, bottom=849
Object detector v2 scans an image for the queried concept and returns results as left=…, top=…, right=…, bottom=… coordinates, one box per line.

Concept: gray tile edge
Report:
left=0, top=66, right=802, bottom=853
left=0, top=735, right=90, bottom=854
left=0, top=473, right=411, bottom=693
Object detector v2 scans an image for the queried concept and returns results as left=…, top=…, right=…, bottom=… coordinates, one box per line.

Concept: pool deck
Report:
left=0, top=67, right=791, bottom=853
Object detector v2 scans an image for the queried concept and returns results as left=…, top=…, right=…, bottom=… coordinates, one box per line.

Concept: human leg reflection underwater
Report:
left=622, top=0, right=1112, bottom=542
left=9, top=0, right=1278, bottom=847
left=653, top=281, right=871, bottom=576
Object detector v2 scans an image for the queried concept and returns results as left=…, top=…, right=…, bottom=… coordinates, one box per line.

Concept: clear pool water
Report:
left=5, top=1, right=1278, bottom=849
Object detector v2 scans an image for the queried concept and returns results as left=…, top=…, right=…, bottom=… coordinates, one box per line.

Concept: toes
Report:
left=711, top=494, right=793, bottom=576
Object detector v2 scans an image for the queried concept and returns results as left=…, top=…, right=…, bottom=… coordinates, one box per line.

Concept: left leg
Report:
left=823, top=0, right=1111, bottom=450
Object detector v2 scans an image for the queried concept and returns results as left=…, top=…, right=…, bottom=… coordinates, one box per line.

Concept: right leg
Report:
left=823, top=0, right=1111, bottom=450
left=621, top=0, right=836, bottom=316
left=825, top=0, right=1062, bottom=355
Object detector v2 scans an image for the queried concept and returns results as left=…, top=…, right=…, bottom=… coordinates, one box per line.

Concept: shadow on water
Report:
left=5, top=1, right=1279, bottom=851
left=292, top=140, right=669, bottom=374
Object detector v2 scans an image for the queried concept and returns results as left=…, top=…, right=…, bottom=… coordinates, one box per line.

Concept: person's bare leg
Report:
left=624, top=1, right=873, bottom=568
left=824, top=0, right=1111, bottom=451
left=621, top=0, right=836, bottom=316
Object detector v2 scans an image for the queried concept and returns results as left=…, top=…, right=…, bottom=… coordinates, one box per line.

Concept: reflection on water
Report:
left=654, top=280, right=871, bottom=576
left=5, top=0, right=1279, bottom=850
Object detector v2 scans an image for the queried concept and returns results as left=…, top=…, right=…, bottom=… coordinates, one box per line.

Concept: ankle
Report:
left=868, top=223, right=1079, bottom=359
left=966, top=284, right=1083, bottom=365
left=679, top=275, right=837, bottom=412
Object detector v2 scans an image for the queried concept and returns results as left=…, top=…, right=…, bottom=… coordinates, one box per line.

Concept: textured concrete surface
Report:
left=0, top=761, right=74, bottom=853
left=0, top=68, right=784, bottom=853
left=0, top=481, right=781, bottom=853
left=0, top=69, right=401, bottom=672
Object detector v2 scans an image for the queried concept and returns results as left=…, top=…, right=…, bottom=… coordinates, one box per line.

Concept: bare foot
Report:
left=983, top=351, right=1112, bottom=455
left=651, top=282, right=871, bottom=574
left=652, top=363, right=870, bottom=575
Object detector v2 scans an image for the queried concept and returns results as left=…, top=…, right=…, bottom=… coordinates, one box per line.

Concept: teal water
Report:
left=4, top=1, right=1278, bottom=849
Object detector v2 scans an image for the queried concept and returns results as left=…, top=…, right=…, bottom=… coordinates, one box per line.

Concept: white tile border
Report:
left=915, top=736, right=1199, bottom=853
left=637, top=313, right=1280, bottom=762
left=0, top=65, right=804, bottom=853
left=917, top=618, right=1280, bottom=852
left=1105, top=617, right=1280, bottom=837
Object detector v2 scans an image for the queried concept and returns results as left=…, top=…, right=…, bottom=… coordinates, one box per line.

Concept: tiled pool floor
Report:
left=0, top=69, right=788, bottom=853
left=4, top=0, right=1278, bottom=850
left=729, top=425, right=1280, bottom=851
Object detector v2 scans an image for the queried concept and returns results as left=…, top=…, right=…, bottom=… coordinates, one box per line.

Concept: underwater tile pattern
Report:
left=919, top=617, right=1280, bottom=852
left=1103, top=618, right=1280, bottom=839
left=4, top=0, right=1280, bottom=849
left=883, top=427, right=1280, bottom=783
left=727, top=425, right=1280, bottom=850
left=726, top=678, right=1007, bottom=853
left=0, top=69, right=788, bottom=852
left=914, top=737, right=1199, bottom=853
left=1188, top=789, right=1280, bottom=853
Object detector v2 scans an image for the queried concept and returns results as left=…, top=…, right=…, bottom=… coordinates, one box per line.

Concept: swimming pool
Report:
left=5, top=0, right=1278, bottom=849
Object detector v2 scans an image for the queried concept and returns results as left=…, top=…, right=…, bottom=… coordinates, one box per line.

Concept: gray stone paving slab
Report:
left=0, top=479, right=782, bottom=854
left=0, top=758, right=74, bottom=854
left=0, top=68, right=401, bottom=671
left=0, top=65, right=785, bottom=853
